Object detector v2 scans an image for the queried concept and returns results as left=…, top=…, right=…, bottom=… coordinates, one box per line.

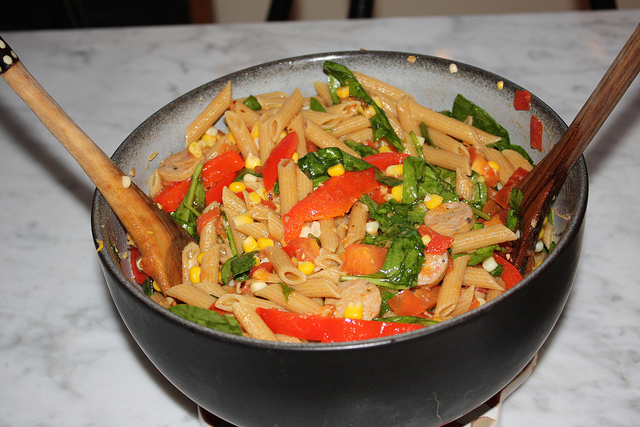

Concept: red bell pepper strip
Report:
left=205, top=172, right=237, bottom=205
left=494, top=254, right=523, bottom=289
left=417, top=225, right=454, bottom=255
left=262, top=131, right=299, bottom=191
left=202, top=150, right=245, bottom=188
left=362, top=152, right=409, bottom=171
left=514, top=90, right=532, bottom=111
left=255, top=307, right=424, bottom=343
left=128, top=246, right=148, bottom=285
left=283, top=168, right=379, bottom=243
left=153, top=179, right=191, bottom=213
left=530, top=114, right=543, bottom=151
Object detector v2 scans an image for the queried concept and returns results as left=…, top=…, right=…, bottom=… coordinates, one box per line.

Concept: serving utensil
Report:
left=0, top=36, right=193, bottom=293
left=513, top=23, right=640, bottom=273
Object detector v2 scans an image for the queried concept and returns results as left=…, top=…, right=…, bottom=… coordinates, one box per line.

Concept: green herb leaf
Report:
left=419, top=122, right=435, bottom=147
left=451, top=94, right=511, bottom=145
left=506, top=187, right=524, bottom=231
left=169, top=305, right=243, bottom=336
left=170, top=162, right=205, bottom=241
left=243, top=95, right=262, bottom=111
left=279, top=283, right=296, bottom=301
left=376, top=316, right=439, bottom=327
left=220, top=250, right=258, bottom=286
left=309, top=97, right=326, bottom=112
left=141, top=277, right=154, bottom=296
left=323, top=61, right=403, bottom=151
left=344, top=139, right=378, bottom=157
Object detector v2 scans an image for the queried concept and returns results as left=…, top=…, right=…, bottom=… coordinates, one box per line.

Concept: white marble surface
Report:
left=1, top=10, right=639, bottom=426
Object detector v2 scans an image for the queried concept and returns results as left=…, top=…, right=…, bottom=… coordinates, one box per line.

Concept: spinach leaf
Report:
left=220, top=250, right=258, bottom=286
left=455, top=244, right=500, bottom=266
left=171, top=162, right=205, bottom=241
left=169, top=305, right=243, bottom=336
left=419, top=122, right=436, bottom=147
left=323, top=61, right=403, bottom=151
left=409, top=131, right=425, bottom=158
left=297, top=147, right=371, bottom=180
left=141, top=277, right=154, bottom=296
left=506, top=187, right=524, bottom=231
left=328, top=74, right=341, bottom=105
left=348, top=229, right=425, bottom=289
left=344, top=139, right=378, bottom=157
left=309, top=97, right=326, bottom=112
left=401, top=156, right=458, bottom=205
left=243, top=95, right=262, bottom=111
left=279, top=283, right=296, bottom=301
left=379, top=290, right=396, bottom=316
left=451, top=94, right=511, bottom=145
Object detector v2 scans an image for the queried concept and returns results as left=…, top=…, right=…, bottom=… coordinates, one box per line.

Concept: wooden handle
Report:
left=0, top=36, right=192, bottom=291
left=514, top=23, right=640, bottom=272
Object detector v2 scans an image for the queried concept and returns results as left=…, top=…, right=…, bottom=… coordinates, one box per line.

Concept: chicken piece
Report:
left=423, top=202, right=475, bottom=236
left=325, top=279, right=382, bottom=320
left=417, top=253, right=450, bottom=287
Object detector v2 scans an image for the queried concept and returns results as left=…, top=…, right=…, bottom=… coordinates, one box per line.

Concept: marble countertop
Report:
left=1, top=9, right=639, bottom=426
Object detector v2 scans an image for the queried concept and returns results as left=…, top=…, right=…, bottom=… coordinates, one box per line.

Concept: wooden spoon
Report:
left=513, top=23, right=640, bottom=273
left=0, top=36, right=194, bottom=293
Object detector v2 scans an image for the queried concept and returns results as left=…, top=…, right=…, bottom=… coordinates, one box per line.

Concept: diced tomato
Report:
left=417, top=225, right=454, bottom=255
left=128, top=246, right=148, bottom=285
left=413, top=286, right=440, bottom=311
left=153, top=179, right=191, bottom=213
left=369, top=187, right=390, bottom=205
left=468, top=294, right=481, bottom=311
left=387, top=289, right=428, bottom=317
left=262, top=132, right=299, bottom=191
left=201, top=151, right=244, bottom=188
left=514, top=90, right=532, bottom=111
left=469, top=146, right=500, bottom=188
left=255, top=307, right=424, bottom=343
left=494, top=254, right=523, bottom=289
left=283, top=168, right=380, bottom=243
left=361, top=152, right=409, bottom=171
left=530, top=114, right=543, bottom=151
left=282, top=237, right=320, bottom=262
left=196, top=207, right=222, bottom=235
left=342, top=243, right=388, bottom=275
left=494, top=167, right=529, bottom=209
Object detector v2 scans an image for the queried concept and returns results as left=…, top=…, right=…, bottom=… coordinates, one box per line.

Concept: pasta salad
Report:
left=127, top=61, right=555, bottom=343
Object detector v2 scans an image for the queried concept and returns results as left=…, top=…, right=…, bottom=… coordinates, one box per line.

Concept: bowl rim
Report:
left=91, top=49, right=588, bottom=351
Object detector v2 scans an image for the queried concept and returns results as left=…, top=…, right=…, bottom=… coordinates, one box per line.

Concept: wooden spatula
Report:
left=0, top=36, right=194, bottom=293
left=513, top=23, right=640, bottom=273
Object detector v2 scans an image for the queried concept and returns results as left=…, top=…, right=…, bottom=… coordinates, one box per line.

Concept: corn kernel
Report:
left=297, top=261, right=315, bottom=275
left=245, top=154, right=261, bottom=170
left=248, top=191, right=262, bottom=204
left=424, top=194, right=444, bottom=209
left=257, top=237, right=275, bottom=249
left=278, top=130, right=288, bottom=141
left=538, top=228, right=545, bottom=239
left=250, top=125, right=259, bottom=139
left=228, top=133, right=236, bottom=144
left=497, top=80, right=504, bottom=90
left=229, top=182, right=246, bottom=193
left=364, top=104, right=376, bottom=118
left=482, top=256, right=498, bottom=272
left=256, top=187, right=268, bottom=200
left=121, top=175, right=132, bottom=189
left=242, top=236, right=258, bottom=253
left=197, top=252, right=206, bottom=264
left=328, top=163, right=346, bottom=177
left=391, top=185, right=403, bottom=202
left=188, top=141, right=202, bottom=158
left=234, top=214, right=254, bottom=227
left=152, top=281, right=161, bottom=292
left=250, top=281, right=268, bottom=293
left=365, top=221, right=379, bottom=235
left=343, top=301, right=364, bottom=320
left=421, top=235, right=432, bottom=246
left=487, top=161, right=500, bottom=172
left=379, top=145, right=392, bottom=153
left=201, top=133, right=215, bottom=142
left=292, top=152, right=299, bottom=163
left=385, top=164, right=404, bottom=176
left=336, top=86, right=350, bottom=99
left=189, top=266, right=201, bottom=283
left=373, top=96, right=383, bottom=108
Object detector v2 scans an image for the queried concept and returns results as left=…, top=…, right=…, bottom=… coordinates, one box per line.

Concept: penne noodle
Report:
left=233, top=300, right=279, bottom=341
left=266, top=88, right=303, bottom=143
left=263, top=246, right=307, bottom=285
left=305, top=120, right=361, bottom=157
left=462, top=266, right=505, bottom=291
left=254, top=283, right=323, bottom=315
left=434, top=255, right=470, bottom=318
left=226, top=110, right=260, bottom=159
left=185, top=81, right=232, bottom=146
left=166, top=283, right=216, bottom=309
left=450, top=225, right=518, bottom=255
left=422, top=145, right=472, bottom=176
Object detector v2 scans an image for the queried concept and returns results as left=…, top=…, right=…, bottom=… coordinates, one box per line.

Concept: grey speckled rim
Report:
left=91, top=50, right=588, bottom=351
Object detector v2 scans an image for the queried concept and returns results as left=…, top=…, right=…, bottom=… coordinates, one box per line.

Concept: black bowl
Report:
left=91, top=51, right=587, bottom=426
